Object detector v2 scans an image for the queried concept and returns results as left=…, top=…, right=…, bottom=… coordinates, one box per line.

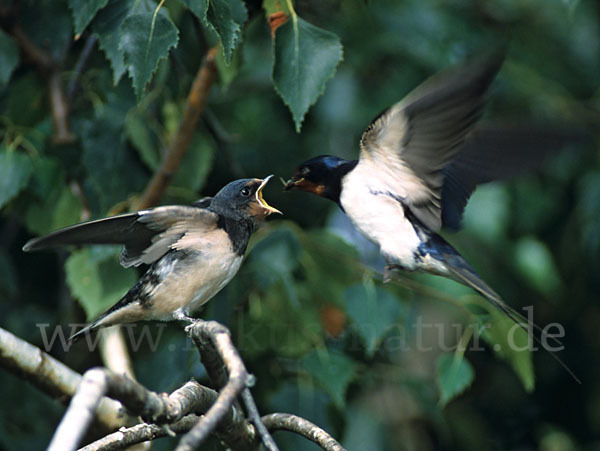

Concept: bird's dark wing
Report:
left=441, top=124, right=584, bottom=229
left=359, top=51, right=504, bottom=232
left=191, top=197, right=212, bottom=208
left=23, top=206, right=219, bottom=267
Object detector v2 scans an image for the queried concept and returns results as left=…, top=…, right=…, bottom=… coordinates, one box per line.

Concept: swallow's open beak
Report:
left=256, top=175, right=282, bottom=215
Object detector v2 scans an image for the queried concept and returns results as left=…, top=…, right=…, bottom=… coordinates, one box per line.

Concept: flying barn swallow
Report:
left=284, top=53, right=578, bottom=378
left=24, top=177, right=281, bottom=342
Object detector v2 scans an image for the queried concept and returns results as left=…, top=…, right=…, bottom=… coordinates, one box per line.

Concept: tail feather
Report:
left=444, top=262, right=580, bottom=384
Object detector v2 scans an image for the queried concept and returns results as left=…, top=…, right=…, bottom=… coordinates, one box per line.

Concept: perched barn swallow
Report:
left=284, top=53, right=578, bottom=378
left=24, top=177, right=281, bottom=342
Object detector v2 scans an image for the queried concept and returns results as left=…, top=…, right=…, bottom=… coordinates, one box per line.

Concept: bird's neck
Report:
left=218, top=215, right=254, bottom=255
left=323, top=159, right=358, bottom=203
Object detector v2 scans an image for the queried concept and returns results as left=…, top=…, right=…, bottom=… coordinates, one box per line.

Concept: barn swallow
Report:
left=24, top=177, right=281, bottom=342
left=284, top=53, right=579, bottom=379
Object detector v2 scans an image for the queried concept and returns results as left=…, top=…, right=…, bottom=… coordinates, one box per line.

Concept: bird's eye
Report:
left=240, top=187, right=251, bottom=197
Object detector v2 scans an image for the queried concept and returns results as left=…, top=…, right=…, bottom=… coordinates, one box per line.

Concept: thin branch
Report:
left=49, top=365, right=255, bottom=451
left=68, top=34, right=98, bottom=99
left=241, top=388, right=279, bottom=451
left=177, top=320, right=279, bottom=451
left=8, top=24, right=75, bottom=144
left=177, top=321, right=254, bottom=450
left=262, top=413, right=346, bottom=451
left=0, top=327, right=127, bottom=431
left=136, top=45, right=219, bottom=210
left=80, top=414, right=201, bottom=451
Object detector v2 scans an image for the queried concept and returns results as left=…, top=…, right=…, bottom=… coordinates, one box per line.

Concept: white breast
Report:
left=340, top=161, right=421, bottom=268
left=149, top=229, right=244, bottom=320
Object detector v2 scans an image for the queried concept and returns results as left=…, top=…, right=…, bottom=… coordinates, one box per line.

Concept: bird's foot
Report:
left=383, top=264, right=402, bottom=283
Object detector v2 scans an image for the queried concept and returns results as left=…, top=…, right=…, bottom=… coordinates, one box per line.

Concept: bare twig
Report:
left=82, top=416, right=198, bottom=451
left=48, top=365, right=255, bottom=451
left=241, top=388, right=279, bottom=451
left=136, top=45, right=218, bottom=209
left=262, top=413, right=346, bottom=451
left=0, top=327, right=127, bottom=431
left=178, top=320, right=279, bottom=451
left=80, top=414, right=201, bottom=451
left=177, top=321, right=254, bottom=450
left=68, top=34, right=98, bottom=99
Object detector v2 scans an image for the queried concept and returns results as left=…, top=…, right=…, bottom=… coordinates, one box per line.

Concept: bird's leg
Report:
left=174, top=309, right=197, bottom=334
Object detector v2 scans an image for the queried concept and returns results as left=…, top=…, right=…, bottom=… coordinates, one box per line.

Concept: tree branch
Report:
left=262, top=413, right=346, bottom=451
left=178, top=320, right=278, bottom=451
left=136, top=45, right=218, bottom=210
left=80, top=414, right=201, bottom=451
left=0, top=327, right=129, bottom=431
left=8, top=23, right=75, bottom=144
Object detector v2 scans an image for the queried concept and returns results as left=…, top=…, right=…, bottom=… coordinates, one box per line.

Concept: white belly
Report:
left=340, top=164, right=421, bottom=268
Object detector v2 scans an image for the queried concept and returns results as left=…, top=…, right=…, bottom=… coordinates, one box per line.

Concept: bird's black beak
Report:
left=256, top=175, right=282, bottom=215
left=283, top=175, right=303, bottom=191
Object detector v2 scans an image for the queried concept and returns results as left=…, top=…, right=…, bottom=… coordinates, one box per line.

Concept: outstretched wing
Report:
left=23, top=205, right=219, bottom=267
left=441, top=124, right=584, bottom=229
left=359, top=51, right=504, bottom=232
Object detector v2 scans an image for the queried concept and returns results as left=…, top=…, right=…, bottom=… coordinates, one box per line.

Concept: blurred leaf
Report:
left=0, top=29, right=19, bottom=88
left=215, top=43, right=242, bottom=87
left=80, top=113, right=146, bottom=213
left=182, top=0, right=245, bottom=64
left=124, top=110, right=161, bottom=170
left=120, top=12, right=179, bottom=97
left=65, top=248, right=137, bottom=320
left=272, top=17, right=343, bottom=132
left=461, top=184, right=510, bottom=242
left=302, top=349, right=357, bottom=407
left=344, top=279, right=401, bottom=357
left=435, top=353, right=475, bottom=406
left=68, top=0, right=109, bottom=36
left=21, top=156, right=82, bottom=235
left=473, top=297, right=535, bottom=392
left=514, top=237, right=562, bottom=297
left=0, top=148, right=32, bottom=209
left=171, top=132, right=215, bottom=192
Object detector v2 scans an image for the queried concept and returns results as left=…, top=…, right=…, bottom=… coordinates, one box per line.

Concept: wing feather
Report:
left=359, top=51, right=504, bottom=231
left=23, top=206, right=219, bottom=268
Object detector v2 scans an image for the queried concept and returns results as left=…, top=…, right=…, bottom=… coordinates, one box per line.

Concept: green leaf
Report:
left=514, top=237, right=562, bottom=297
left=302, top=349, right=357, bottom=408
left=171, top=132, right=215, bottom=192
left=344, top=280, right=401, bottom=357
left=92, top=0, right=132, bottom=84
left=272, top=17, right=343, bottom=132
left=79, top=112, right=146, bottom=214
left=472, top=298, right=535, bottom=392
left=23, top=158, right=82, bottom=236
left=0, top=148, right=32, bottom=209
left=0, top=29, right=19, bottom=88
left=436, top=353, right=475, bottom=406
left=120, top=12, right=179, bottom=97
left=68, top=0, right=109, bottom=36
left=65, top=248, right=138, bottom=320
left=181, top=0, right=245, bottom=64
left=124, top=111, right=161, bottom=170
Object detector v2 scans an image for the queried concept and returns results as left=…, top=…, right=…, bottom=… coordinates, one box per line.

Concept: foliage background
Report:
left=0, top=0, right=599, bottom=449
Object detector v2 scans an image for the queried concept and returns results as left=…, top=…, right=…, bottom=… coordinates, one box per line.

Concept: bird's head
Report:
left=284, top=155, right=356, bottom=202
left=211, top=176, right=281, bottom=221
